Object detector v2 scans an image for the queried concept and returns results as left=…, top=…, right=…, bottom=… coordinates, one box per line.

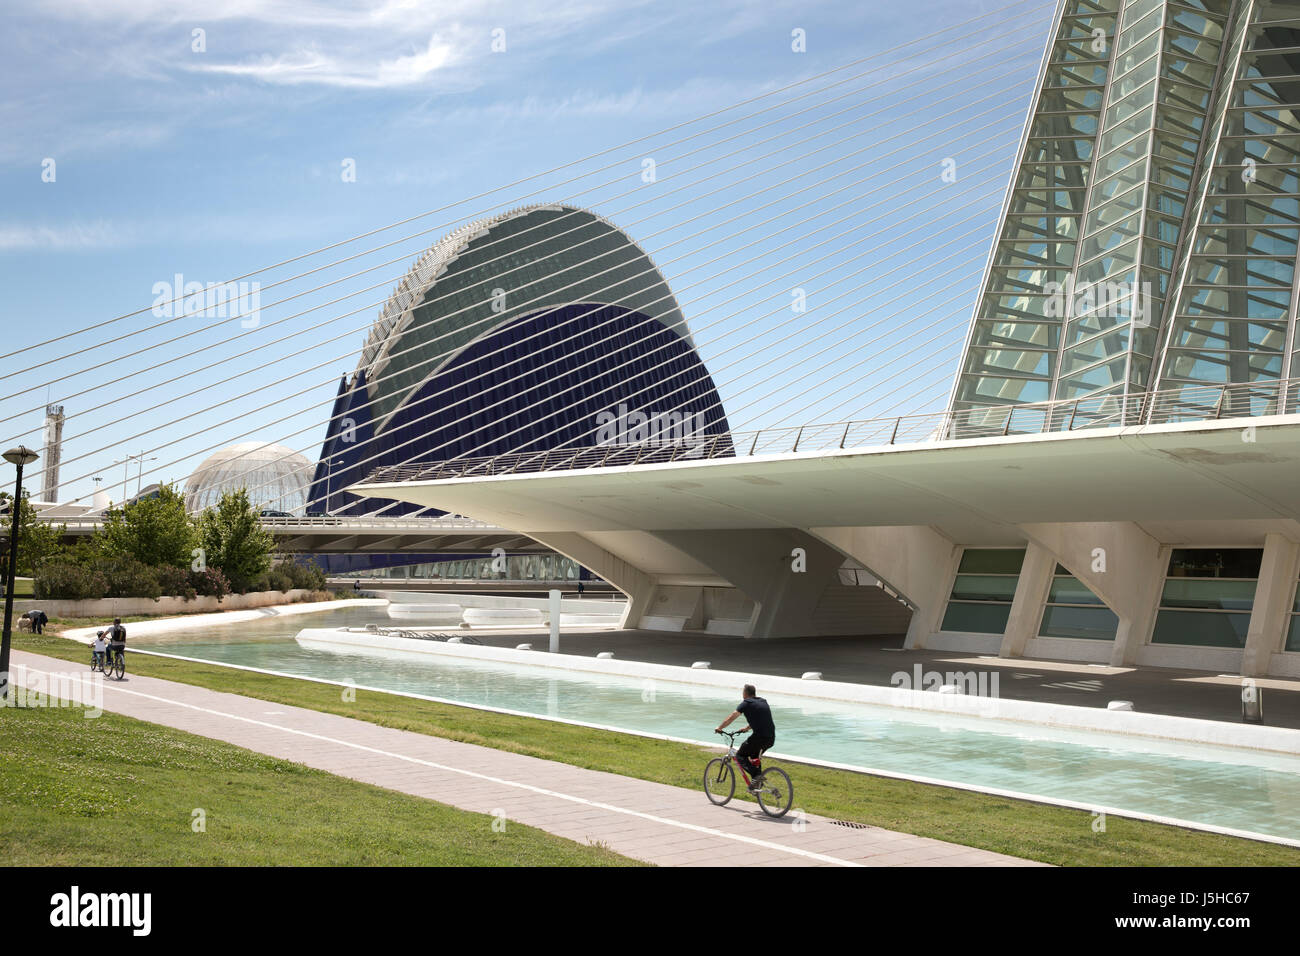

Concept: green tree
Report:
left=100, top=484, right=197, bottom=568
left=198, top=488, right=274, bottom=592
left=0, top=491, right=66, bottom=575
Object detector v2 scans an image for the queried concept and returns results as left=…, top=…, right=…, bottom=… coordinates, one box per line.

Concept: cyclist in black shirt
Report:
left=715, top=684, right=775, bottom=791
left=105, top=618, right=127, bottom=667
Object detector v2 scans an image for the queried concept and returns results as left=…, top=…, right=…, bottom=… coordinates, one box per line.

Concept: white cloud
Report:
left=0, top=221, right=126, bottom=251
left=0, top=213, right=338, bottom=252
left=187, top=33, right=457, bottom=89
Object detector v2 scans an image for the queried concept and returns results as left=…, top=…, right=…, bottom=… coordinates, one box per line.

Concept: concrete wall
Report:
left=378, top=589, right=625, bottom=616
left=488, top=518, right=1300, bottom=678
left=811, top=582, right=911, bottom=636
left=14, top=589, right=322, bottom=620
left=911, top=522, right=1300, bottom=679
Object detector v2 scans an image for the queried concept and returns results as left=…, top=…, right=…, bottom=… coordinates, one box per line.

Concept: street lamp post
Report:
left=0, top=445, right=39, bottom=700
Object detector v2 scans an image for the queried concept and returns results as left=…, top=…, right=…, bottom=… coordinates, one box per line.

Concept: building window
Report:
left=1038, top=565, right=1118, bottom=640
left=1150, top=548, right=1262, bottom=648
left=940, top=548, right=1025, bottom=634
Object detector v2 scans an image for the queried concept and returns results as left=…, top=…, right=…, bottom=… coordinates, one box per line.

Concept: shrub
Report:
left=155, top=564, right=197, bottom=601
left=34, top=562, right=108, bottom=601
left=276, top=559, right=326, bottom=592
left=59, top=538, right=104, bottom=569
left=100, top=557, right=162, bottom=600
left=190, top=567, right=230, bottom=601
left=262, top=570, right=294, bottom=593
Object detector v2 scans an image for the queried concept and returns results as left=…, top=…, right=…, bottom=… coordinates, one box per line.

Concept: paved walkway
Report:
left=13, top=651, right=1039, bottom=867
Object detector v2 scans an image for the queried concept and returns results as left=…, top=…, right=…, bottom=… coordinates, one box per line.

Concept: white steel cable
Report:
left=48, top=145, right=1013, bottom=504
left=1, top=52, right=1034, bottom=444
left=733, top=319, right=977, bottom=430
left=22, top=26, right=1045, bottom=496
left=360, top=260, right=991, bottom=514
left=53, top=172, right=1006, bottom=508
left=1, top=0, right=1045, bottom=363
left=389, top=220, right=998, bottom=481
left=35, top=119, right=1019, bottom=496
left=284, top=197, right=1004, bottom=513
left=1, top=30, right=1041, bottom=417
left=14, top=82, right=1029, bottom=477
left=246, top=225, right=993, bottom=515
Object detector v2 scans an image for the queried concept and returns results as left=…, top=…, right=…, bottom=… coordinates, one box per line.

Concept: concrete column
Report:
left=999, top=540, right=1056, bottom=658
left=528, top=531, right=656, bottom=630
left=811, top=525, right=958, bottom=649
left=1242, top=533, right=1300, bottom=677
left=548, top=589, right=561, bottom=653
left=1019, top=521, right=1164, bottom=667
left=651, top=529, right=844, bottom=638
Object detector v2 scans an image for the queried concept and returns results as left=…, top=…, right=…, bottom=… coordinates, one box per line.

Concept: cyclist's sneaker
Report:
left=747, top=777, right=765, bottom=792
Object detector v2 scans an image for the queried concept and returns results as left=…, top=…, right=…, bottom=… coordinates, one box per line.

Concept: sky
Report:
left=0, top=0, right=1054, bottom=505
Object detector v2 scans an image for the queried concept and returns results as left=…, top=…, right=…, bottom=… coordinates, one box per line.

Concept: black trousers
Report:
left=737, top=736, right=774, bottom=776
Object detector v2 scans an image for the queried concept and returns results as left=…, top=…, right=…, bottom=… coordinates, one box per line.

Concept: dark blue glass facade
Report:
left=309, top=302, right=732, bottom=519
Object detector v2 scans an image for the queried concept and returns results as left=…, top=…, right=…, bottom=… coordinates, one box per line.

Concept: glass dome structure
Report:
left=184, top=441, right=313, bottom=515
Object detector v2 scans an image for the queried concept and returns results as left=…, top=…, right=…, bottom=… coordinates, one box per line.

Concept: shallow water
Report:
left=139, top=606, right=1300, bottom=841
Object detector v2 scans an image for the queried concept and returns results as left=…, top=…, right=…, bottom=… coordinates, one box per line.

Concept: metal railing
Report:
left=256, top=515, right=497, bottom=530
left=356, top=377, right=1300, bottom=486
left=35, top=513, right=500, bottom=530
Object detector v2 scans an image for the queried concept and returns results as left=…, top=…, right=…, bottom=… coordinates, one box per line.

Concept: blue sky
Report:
left=0, top=0, right=1052, bottom=505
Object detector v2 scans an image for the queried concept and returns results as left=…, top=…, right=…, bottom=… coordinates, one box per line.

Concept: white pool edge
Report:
left=60, top=599, right=388, bottom=642
left=292, top=628, right=1300, bottom=756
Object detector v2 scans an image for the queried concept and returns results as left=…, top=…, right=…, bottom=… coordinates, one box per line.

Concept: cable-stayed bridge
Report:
left=11, top=1, right=1300, bottom=680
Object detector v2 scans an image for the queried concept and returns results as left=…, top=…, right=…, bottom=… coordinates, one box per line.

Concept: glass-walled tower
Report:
left=952, top=0, right=1300, bottom=428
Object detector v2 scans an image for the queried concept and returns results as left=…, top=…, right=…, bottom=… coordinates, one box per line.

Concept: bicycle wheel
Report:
left=111, top=655, right=124, bottom=681
left=703, top=757, right=735, bottom=806
left=756, top=767, right=793, bottom=818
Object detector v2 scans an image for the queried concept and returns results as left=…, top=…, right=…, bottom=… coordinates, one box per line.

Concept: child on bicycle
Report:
left=91, top=631, right=107, bottom=670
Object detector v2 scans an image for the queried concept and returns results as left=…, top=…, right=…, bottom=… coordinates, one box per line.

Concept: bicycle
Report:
left=89, top=650, right=104, bottom=673
left=104, top=647, right=125, bottom=681
left=704, top=730, right=793, bottom=818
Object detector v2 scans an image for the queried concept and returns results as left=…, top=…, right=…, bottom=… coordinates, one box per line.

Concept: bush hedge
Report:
left=154, top=564, right=197, bottom=602
left=34, top=557, right=320, bottom=603
left=190, top=567, right=230, bottom=600
left=99, top=557, right=162, bottom=600
left=33, top=563, right=109, bottom=601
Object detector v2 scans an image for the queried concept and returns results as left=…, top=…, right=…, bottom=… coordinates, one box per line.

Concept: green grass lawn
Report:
left=17, top=630, right=1300, bottom=866
left=0, top=699, right=640, bottom=866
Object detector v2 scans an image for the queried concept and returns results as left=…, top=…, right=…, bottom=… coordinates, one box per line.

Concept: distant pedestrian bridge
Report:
left=37, top=513, right=548, bottom=555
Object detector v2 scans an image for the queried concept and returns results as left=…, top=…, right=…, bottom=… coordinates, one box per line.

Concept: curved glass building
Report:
left=311, top=203, right=732, bottom=515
